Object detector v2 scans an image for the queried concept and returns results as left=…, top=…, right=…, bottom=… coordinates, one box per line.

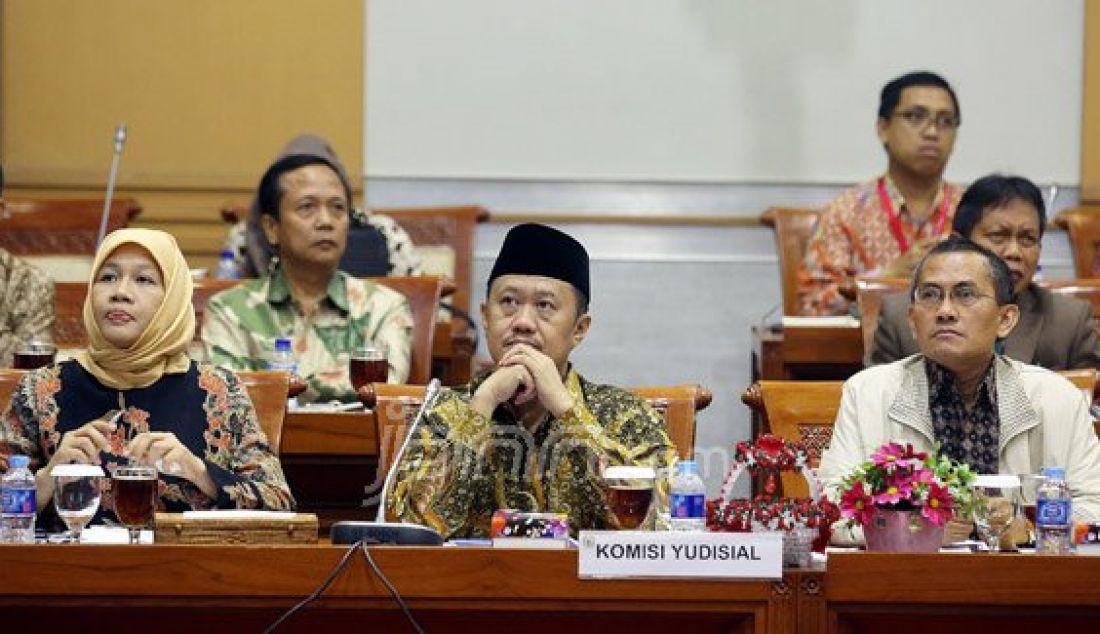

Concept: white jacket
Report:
left=818, top=354, right=1100, bottom=521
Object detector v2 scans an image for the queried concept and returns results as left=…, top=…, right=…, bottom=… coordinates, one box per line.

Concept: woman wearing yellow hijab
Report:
left=0, top=229, right=294, bottom=527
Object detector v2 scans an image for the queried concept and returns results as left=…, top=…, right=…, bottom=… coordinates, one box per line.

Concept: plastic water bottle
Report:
left=268, top=337, right=299, bottom=408
left=1036, top=466, right=1072, bottom=555
left=669, top=460, right=706, bottom=531
left=269, top=338, right=298, bottom=378
left=1, top=455, right=37, bottom=544
left=214, top=249, right=241, bottom=280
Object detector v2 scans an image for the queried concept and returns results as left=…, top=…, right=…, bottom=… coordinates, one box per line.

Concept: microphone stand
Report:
left=331, top=378, right=445, bottom=545
left=95, top=123, right=127, bottom=248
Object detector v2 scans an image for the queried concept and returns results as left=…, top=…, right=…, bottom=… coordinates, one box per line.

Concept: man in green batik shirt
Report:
left=202, top=154, right=412, bottom=404
left=388, top=223, right=676, bottom=538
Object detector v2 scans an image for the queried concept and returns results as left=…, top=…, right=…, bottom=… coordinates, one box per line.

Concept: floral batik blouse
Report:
left=0, top=360, right=295, bottom=529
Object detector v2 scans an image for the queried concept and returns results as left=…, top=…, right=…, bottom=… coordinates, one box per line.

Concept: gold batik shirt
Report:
left=388, top=368, right=677, bottom=538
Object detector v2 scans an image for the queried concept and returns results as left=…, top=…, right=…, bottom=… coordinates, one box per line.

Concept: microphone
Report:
left=375, top=377, right=442, bottom=522
left=95, top=123, right=128, bottom=248
left=331, top=378, right=445, bottom=545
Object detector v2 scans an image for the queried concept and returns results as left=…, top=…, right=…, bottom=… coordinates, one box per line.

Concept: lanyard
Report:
left=876, top=177, right=950, bottom=254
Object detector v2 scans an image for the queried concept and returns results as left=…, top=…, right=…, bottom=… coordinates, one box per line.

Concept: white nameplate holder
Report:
left=578, top=530, right=783, bottom=579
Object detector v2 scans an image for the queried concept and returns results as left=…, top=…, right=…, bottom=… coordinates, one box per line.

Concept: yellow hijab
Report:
left=74, top=229, right=195, bottom=389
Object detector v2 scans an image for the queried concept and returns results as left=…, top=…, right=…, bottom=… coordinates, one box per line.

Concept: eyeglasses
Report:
left=894, top=107, right=960, bottom=131
left=913, top=284, right=995, bottom=308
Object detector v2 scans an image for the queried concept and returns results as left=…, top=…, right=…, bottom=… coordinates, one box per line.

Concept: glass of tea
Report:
left=350, top=345, right=388, bottom=391
left=111, top=464, right=157, bottom=544
left=604, top=465, right=656, bottom=530
left=13, top=340, right=56, bottom=370
left=51, top=464, right=104, bottom=543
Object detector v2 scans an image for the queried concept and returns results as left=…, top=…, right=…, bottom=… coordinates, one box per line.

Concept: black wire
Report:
left=264, top=540, right=363, bottom=633
left=361, top=543, right=425, bottom=634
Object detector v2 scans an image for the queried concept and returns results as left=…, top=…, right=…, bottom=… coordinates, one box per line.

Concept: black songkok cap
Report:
left=488, top=223, right=590, bottom=301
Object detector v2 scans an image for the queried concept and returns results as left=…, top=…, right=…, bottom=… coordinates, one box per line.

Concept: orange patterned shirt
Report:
left=798, top=176, right=962, bottom=316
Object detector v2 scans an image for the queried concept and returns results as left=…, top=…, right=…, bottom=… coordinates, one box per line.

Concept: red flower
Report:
left=921, top=483, right=954, bottom=526
left=840, top=480, right=874, bottom=526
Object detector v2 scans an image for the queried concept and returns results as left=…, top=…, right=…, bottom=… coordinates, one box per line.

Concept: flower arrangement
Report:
left=835, top=442, right=977, bottom=528
left=707, top=434, right=839, bottom=534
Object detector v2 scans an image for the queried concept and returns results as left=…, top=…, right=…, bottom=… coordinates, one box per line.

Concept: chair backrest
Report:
left=761, top=207, right=820, bottom=316
left=0, top=369, right=26, bottom=413
left=855, top=276, right=909, bottom=359
left=741, top=380, right=845, bottom=498
left=368, top=276, right=451, bottom=383
left=0, top=198, right=142, bottom=281
left=1057, top=368, right=1099, bottom=402
left=360, top=382, right=713, bottom=488
left=372, top=206, right=489, bottom=317
left=1054, top=207, right=1100, bottom=278
left=234, top=370, right=292, bottom=454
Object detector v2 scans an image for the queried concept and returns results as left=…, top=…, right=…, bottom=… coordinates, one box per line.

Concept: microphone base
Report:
left=330, top=521, right=444, bottom=546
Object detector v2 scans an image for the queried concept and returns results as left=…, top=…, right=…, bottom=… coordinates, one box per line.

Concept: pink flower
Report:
left=840, top=480, right=874, bottom=526
left=870, top=442, right=906, bottom=469
left=920, top=483, right=954, bottom=526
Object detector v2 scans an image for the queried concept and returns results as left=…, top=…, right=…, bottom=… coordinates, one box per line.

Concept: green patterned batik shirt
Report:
left=202, top=268, right=413, bottom=404
left=388, top=368, right=678, bottom=538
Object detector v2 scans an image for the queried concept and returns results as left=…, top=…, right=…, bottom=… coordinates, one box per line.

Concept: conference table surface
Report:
left=2, top=544, right=1099, bottom=632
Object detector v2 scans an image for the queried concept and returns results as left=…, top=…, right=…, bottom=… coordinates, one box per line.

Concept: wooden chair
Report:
left=0, top=369, right=25, bottom=411
left=360, top=382, right=713, bottom=488
left=1054, top=207, right=1100, bottom=278
left=0, top=198, right=142, bottom=281
left=234, top=370, right=293, bottom=454
left=741, top=381, right=844, bottom=498
left=761, top=207, right=820, bottom=316
left=56, top=276, right=450, bottom=384
left=855, top=276, right=909, bottom=361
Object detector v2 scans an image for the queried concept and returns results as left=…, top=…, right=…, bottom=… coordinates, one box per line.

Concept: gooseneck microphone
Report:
left=375, top=377, right=443, bottom=522
left=331, top=378, right=446, bottom=545
left=95, top=123, right=128, bottom=248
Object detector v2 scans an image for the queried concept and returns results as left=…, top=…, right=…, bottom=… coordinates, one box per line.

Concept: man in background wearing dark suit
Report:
left=869, top=174, right=1100, bottom=370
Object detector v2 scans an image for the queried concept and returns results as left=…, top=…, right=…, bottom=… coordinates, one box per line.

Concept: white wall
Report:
left=366, top=0, right=1083, bottom=187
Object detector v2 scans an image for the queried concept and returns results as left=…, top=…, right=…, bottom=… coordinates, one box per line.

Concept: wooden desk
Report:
left=753, top=325, right=863, bottom=381
left=280, top=409, right=382, bottom=530
left=3, top=546, right=1099, bottom=630
left=0, top=545, right=813, bottom=632
left=823, top=552, right=1100, bottom=630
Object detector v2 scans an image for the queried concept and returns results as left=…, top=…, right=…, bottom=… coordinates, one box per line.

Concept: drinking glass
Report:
left=13, top=340, right=56, bottom=370
left=111, top=465, right=157, bottom=544
left=604, top=466, right=656, bottom=530
left=51, top=464, right=104, bottom=543
left=349, top=345, right=388, bottom=391
left=1018, top=473, right=1046, bottom=546
left=971, top=475, right=1021, bottom=553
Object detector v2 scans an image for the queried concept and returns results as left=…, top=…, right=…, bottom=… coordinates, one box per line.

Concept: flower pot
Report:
left=863, top=507, right=944, bottom=553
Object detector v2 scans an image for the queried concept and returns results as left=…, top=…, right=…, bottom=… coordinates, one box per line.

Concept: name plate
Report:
left=578, top=530, right=783, bottom=579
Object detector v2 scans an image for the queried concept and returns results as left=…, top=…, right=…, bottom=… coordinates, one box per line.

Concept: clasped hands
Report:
left=470, top=344, right=574, bottom=420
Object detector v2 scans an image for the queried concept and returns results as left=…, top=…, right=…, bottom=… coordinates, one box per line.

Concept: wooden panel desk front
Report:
left=280, top=409, right=382, bottom=529
left=753, top=325, right=863, bottom=381
left=0, top=545, right=813, bottom=632
left=824, top=552, right=1100, bottom=630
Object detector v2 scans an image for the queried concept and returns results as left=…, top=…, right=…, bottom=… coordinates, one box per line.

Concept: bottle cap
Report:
left=675, top=460, right=699, bottom=475
left=275, top=338, right=292, bottom=352
left=8, top=455, right=29, bottom=469
left=1042, top=466, right=1066, bottom=480
left=219, top=249, right=235, bottom=259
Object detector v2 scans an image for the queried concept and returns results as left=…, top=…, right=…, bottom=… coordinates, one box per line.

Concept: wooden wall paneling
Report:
left=1083, top=0, right=1100, bottom=203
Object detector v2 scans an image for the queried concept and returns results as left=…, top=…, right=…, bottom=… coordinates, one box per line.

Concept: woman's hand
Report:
left=127, top=432, right=218, bottom=498
left=48, top=416, right=116, bottom=467
left=36, top=413, right=118, bottom=511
